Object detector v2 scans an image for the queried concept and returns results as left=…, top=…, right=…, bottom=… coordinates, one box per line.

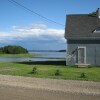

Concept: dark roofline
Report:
left=66, top=36, right=100, bottom=40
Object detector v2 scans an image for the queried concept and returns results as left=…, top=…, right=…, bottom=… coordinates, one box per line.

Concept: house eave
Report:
left=65, top=37, right=100, bottom=40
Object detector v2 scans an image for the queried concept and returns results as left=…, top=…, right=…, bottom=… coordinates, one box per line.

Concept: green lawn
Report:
left=0, top=61, right=100, bottom=81
left=0, top=53, right=39, bottom=58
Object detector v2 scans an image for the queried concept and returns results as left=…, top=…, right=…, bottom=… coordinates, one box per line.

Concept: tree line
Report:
left=0, top=45, right=28, bottom=54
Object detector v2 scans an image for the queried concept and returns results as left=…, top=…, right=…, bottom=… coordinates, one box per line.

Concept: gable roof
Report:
left=65, top=14, right=100, bottom=40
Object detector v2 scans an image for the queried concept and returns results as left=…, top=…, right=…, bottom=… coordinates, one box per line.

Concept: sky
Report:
left=0, top=0, right=99, bottom=50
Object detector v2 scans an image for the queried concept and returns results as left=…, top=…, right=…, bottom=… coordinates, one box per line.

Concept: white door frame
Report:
left=78, top=46, right=86, bottom=64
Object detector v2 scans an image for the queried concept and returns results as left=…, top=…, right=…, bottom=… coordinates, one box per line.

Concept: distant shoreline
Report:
left=29, top=50, right=66, bottom=52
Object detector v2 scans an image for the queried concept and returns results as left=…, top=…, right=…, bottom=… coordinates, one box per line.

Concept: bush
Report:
left=31, top=66, right=37, bottom=74
left=0, top=45, right=28, bottom=54
left=80, top=73, right=86, bottom=78
left=54, top=69, right=61, bottom=76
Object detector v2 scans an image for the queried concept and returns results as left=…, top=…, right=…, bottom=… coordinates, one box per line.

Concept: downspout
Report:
left=94, top=47, right=96, bottom=65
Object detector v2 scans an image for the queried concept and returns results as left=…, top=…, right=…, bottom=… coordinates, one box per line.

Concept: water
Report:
left=29, top=51, right=66, bottom=58
left=0, top=51, right=66, bottom=62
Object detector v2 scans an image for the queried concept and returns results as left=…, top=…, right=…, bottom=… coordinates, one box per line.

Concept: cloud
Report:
left=30, top=23, right=47, bottom=29
left=12, top=23, right=47, bottom=30
left=0, top=23, right=66, bottom=49
left=10, top=23, right=65, bottom=41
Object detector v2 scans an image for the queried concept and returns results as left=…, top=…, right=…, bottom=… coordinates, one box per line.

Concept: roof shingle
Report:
left=65, top=14, right=100, bottom=40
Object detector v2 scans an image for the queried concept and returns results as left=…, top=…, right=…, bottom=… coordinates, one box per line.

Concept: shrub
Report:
left=54, top=69, right=61, bottom=76
left=80, top=73, right=86, bottom=78
left=88, top=66, right=92, bottom=68
left=31, top=66, right=37, bottom=74
left=0, top=45, right=28, bottom=54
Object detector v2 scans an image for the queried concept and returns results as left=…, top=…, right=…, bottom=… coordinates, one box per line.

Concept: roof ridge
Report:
left=67, top=14, right=88, bottom=16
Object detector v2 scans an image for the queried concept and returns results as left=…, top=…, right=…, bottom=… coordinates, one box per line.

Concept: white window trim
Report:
left=93, top=27, right=100, bottom=33
left=94, top=30, right=100, bottom=33
left=78, top=46, right=86, bottom=64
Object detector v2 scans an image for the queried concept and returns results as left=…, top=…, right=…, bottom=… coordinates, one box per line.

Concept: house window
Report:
left=93, top=27, right=100, bottom=33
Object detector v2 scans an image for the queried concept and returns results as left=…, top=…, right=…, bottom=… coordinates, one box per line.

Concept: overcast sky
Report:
left=0, top=0, right=99, bottom=50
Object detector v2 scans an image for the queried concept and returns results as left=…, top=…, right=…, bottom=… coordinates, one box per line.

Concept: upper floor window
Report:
left=93, top=27, right=100, bottom=33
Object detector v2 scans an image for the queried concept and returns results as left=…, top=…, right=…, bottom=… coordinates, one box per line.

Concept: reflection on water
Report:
left=29, top=51, right=66, bottom=58
left=0, top=51, right=66, bottom=62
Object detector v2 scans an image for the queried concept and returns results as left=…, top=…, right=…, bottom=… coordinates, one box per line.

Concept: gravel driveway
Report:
left=0, top=75, right=100, bottom=100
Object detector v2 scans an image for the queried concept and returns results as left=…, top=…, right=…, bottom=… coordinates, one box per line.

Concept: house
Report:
left=65, top=8, right=100, bottom=66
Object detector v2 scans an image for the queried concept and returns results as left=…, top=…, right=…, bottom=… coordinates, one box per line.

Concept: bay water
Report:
left=0, top=51, right=66, bottom=62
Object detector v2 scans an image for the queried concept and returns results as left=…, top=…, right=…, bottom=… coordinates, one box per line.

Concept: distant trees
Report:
left=0, top=45, right=28, bottom=54
left=90, top=11, right=96, bottom=15
left=58, top=50, right=66, bottom=52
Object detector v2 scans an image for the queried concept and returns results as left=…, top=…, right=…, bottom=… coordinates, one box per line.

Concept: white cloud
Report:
left=30, top=23, right=47, bottom=29
left=0, top=23, right=65, bottom=43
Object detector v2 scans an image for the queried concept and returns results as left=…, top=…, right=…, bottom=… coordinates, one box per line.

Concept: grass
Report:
left=0, top=53, right=39, bottom=58
left=0, top=61, right=100, bottom=81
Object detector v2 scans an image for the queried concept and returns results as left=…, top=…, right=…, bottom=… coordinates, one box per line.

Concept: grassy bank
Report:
left=0, top=61, right=100, bottom=81
left=0, top=53, right=39, bottom=58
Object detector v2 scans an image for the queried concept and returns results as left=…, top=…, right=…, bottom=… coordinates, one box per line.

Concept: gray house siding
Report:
left=65, top=9, right=100, bottom=66
left=66, top=40, right=100, bottom=66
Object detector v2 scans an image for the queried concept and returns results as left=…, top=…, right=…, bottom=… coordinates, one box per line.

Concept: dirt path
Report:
left=0, top=75, right=100, bottom=100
